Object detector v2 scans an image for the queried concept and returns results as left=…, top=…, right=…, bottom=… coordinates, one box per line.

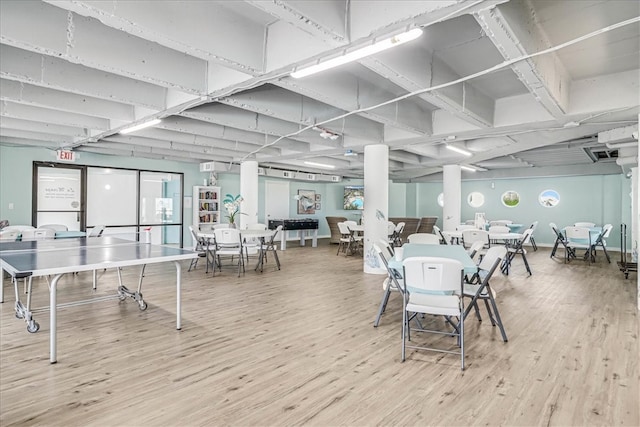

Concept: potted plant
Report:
left=223, top=194, right=244, bottom=227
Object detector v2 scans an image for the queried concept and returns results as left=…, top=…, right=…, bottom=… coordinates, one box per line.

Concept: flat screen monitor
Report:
left=344, top=185, right=364, bottom=210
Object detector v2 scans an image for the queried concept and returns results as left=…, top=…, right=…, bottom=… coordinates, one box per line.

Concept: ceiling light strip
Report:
left=291, top=28, right=423, bottom=78
left=304, top=161, right=336, bottom=169
left=120, top=119, right=162, bottom=134
left=445, top=144, right=472, bottom=156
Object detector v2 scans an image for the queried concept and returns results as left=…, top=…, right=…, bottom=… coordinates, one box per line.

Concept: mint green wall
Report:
left=416, top=175, right=630, bottom=248
left=3, top=145, right=628, bottom=248
left=0, top=145, right=207, bottom=245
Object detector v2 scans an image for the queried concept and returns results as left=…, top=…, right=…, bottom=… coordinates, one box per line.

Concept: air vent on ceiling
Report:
left=583, top=147, right=618, bottom=162
left=257, top=167, right=265, bottom=175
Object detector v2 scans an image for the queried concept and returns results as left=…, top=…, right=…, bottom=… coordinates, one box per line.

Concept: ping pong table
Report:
left=0, top=237, right=199, bottom=363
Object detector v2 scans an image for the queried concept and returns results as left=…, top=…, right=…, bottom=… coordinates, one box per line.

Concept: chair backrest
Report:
left=565, top=226, right=590, bottom=241
left=549, top=222, right=563, bottom=238
left=529, top=221, right=539, bottom=232
left=467, top=240, right=486, bottom=261
left=519, top=228, right=534, bottom=245
left=344, top=220, right=358, bottom=229
left=461, top=229, right=489, bottom=249
left=395, top=222, right=405, bottom=233
left=88, top=225, right=105, bottom=237
left=372, top=243, right=389, bottom=266
left=601, top=224, right=613, bottom=239
left=456, top=224, right=476, bottom=231
left=387, top=221, right=396, bottom=236
left=574, top=222, right=595, bottom=228
left=378, top=238, right=395, bottom=257
left=246, top=223, right=267, bottom=230
left=214, top=228, right=241, bottom=246
left=267, top=225, right=284, bottom=245
left=432, top=225, right=449, bottom=245
left=0, top=230, right=20, bottom=241
left=337, top=222, right=351, bottom=235
left=188, top=225, right=201, bottom=245
left=34, top=227, right=56, bottom=239
left=40, top=223, right=68, bottom=232
left=2, top=225, right=35, bottom=232
left=478, top=246, right=507, bottom=272
left=488, top=225, right=510, bottom=234
left=407, top=233, right=441, bottom=245
left=402, top=257, right=463, bottom=294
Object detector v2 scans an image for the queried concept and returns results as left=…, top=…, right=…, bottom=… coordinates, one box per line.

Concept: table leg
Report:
left=174, top=261, right=182, bottom=330
left=299, top=230, right=306, bottom=246
left=0, top=268, right=4, bottom=303
left=280, top=231, right=287, bottom=250
left=49, top=273, right=64, bottom=364
left=312, top=229, right=317, bottom=247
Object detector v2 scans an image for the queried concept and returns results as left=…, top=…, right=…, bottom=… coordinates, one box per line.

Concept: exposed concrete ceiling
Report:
left=1, top=0, right=638, bottom=181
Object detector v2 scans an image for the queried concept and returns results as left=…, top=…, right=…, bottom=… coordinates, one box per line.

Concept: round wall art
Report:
left=501, top=190, right=520, bottom=207
left=467, top=191, right=485, bottom=208
left=539, top=189, right=560, bottom=207
left=437, top=193, right=444, bottom=207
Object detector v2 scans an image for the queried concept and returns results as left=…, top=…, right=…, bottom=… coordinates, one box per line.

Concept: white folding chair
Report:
left=463, top=246, right=508, bottom=342
left=39, top=224, right=68, bottom=232
left=565, top=226, right=593, bottom=264
left=549, top=222, right=568, bottom=259
left=401, top=257, right=466, bottom=370
left=0, top=230, right=20, bottom=241
left=593, top=224, right=613, bottom=263
left=372, top=243, right=404, bottom=327
left=259, top=225, right=282, bottom=271
left=212, top=228, right=245, bottom=276
left=336, top=222, right=352, bottom=256
left=574, top=222, right=596, bottom=228
left=501, top=228, right=533, bottom=275
left=88, top=225, right=105, bottom=237
left=433, top=225, right=449, bottom=245
left=528, top=221, right=539, bottom=251
left=461, top=230, right=490, bottom=255
left=188, top=226, right=207, bottom=272
left=407, top=233, right=441, bottom=245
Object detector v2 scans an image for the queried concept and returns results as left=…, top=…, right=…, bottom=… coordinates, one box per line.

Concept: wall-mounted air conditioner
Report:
left=282, top=171, right=295, bottom=179
left=199, top=162, right=215, bottom=172
left=306, top=174, right=316, bottom=181
left=331, top=176, right=342, bottom=182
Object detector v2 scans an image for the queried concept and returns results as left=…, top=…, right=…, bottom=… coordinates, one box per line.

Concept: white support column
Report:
left=364, top=144, right=388, bottom=275
left=443, top=165, right=462, bottom=232
left=240, top=160, right=258, bottom=229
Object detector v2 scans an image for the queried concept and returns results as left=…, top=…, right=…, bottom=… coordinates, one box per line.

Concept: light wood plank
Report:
left=1, top=242, right=637, bottom=426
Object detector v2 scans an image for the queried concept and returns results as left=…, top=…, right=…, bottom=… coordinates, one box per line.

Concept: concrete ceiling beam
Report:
left=0, top=101, right=110, bottom=131
left=1, top=1, right=207, bottom=94
left=475, top=1, right=570, bottom=118
left=0, top=79, right=134, bottom=121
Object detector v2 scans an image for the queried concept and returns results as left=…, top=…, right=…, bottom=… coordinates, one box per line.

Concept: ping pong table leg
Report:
left=50, top=273, right=64, bottom=364
left=1, top=268, right=4, bottom=303
left=174, top=261, right=182, bottom=330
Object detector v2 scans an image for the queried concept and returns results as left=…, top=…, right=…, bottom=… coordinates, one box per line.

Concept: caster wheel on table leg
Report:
left=27, top=321, right=40, bottom=333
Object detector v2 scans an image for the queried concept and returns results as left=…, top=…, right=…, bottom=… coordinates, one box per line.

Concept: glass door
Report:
left=33, top=163, right=85, bottom=231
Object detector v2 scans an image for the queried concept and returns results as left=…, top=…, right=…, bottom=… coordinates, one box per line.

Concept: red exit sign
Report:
left=56, top=150, right=76, bottom=162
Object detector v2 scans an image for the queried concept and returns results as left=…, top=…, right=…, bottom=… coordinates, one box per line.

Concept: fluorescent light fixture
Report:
left=460, top=165, right=477, bottom=172
left=304, top=161, right=336, bottom=169
left=291, top=28, right=423, bottom=78
left=446, top=144, right=472, bottom=156
left=120, top=119, right=161, bottom=134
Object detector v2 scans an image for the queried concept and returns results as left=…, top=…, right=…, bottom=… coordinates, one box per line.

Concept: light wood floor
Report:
left=1, top=241, right=637, bottom=426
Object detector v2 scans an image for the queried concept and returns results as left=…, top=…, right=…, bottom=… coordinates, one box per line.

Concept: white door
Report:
left=265, top=180, right=289, bottom=240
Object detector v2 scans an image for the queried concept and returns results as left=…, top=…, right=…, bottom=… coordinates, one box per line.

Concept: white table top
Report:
left=443, top=230, right=523, bottom=241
